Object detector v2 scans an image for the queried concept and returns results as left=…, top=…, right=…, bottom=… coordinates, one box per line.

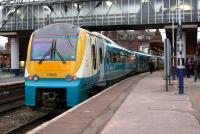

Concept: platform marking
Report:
left=27, top=74, right=144, bottom=134
left=0, top=80, right=24, bottom=87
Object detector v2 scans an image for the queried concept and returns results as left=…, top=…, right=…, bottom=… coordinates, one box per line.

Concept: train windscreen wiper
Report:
left=54, top=41, right=66, bottom=64
left=65, top=35, right=74, bottom=48
left=54, top=49, right=66, bottom=64
left=38, top=40, right=66, bottom=64
left=38, top=41, right=54, bottom=64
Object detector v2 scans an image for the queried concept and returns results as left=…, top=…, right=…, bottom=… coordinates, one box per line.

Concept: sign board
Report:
left=164, top=38, right=171, bottom=91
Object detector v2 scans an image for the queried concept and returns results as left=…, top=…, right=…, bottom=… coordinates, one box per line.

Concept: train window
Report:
left=116, top=53, right=119, bottom=63
left=92, top=45, right=96, bottom=70
left=106, top=51, right=110, bottom=62
left=112, top=53, right=117, bottom=63
left=99, top=48, right=103, bottom=64
left=31, top=38, right=52, bottom=60
left=31, top=35, right=78, bottom=61
left=110, top=52, right=112, bottom=62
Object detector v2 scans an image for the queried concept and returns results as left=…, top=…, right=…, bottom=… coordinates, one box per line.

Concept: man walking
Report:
left=149, top=60, right=154, bottom=74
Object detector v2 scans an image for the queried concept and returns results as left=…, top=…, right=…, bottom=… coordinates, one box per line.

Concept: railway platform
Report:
left=0, top=76, right=24, bottom=86
left=28, top=71, right=200, bottom=134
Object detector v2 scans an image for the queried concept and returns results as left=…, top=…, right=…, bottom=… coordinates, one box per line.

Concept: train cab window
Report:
left=92, top=45, right=96, bottom=70
left=31, top=35, right=78, bottom=61
left=99, top=48, right=103, bottom=64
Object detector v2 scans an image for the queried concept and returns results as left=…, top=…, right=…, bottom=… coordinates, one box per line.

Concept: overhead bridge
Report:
left=0, top=0, right=200, bottom=31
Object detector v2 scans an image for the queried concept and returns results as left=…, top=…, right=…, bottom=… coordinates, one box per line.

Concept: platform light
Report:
left=43, top=5, right=54, bottom=12
left=142, top=0, right=148, bottom=3
left=74, top=3, right=82, bottom=8
left=106, top=1, right=112, bottom=7
left=74, top=3, right=77, bottom=7
left=149, top=29, right=156, bottom=32
left=180, top=5, right=191, bottom=11
left=16, top=9, right=21, bottom=15
left=170, top=4, right=191, bottom=11
left=43, top=5, right=51, bottom=11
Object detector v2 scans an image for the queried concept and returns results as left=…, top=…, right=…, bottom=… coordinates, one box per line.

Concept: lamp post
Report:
left=171, top=10, right=176, bottom=80
left=177, top=0, right=184, bottom=94
left=163, top=8, right=176, bottom=80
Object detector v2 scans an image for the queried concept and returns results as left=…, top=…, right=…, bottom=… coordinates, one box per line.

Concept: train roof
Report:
left=93, top=32, right=133, bottom=54
left=32, top=23, right=163, bottom=59
left=133, top=51, right=164, bottom=58
left=32, top=23, right=80, bottom=37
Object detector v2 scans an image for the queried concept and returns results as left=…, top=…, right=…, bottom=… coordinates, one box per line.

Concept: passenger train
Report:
left=25, top=23, right=163, bottom=109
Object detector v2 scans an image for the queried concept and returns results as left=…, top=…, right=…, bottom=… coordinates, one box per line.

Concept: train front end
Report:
left=25, top=23, right=86, bottom=109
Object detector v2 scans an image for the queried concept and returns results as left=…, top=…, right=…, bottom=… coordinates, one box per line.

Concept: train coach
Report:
left=25, top=23, right=163, bottom=109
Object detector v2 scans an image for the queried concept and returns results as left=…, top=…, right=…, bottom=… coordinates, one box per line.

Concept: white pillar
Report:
left=11, top=38, right=19, bottom=75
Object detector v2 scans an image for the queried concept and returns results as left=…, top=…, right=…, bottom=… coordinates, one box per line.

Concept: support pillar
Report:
left=11, top=38, right=20, bottom=76
left=165, top=24, right=197, bottom=81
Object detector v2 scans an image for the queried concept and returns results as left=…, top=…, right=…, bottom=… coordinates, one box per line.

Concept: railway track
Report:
left=5, top=112, right=59, bottom=134
left=0, top=82, right=60, bottom=134
left=0, top=99, right=24, bottom=114
left=0, top=82, right=25, bottom=114
left=0, top=82, right=24, bottom=100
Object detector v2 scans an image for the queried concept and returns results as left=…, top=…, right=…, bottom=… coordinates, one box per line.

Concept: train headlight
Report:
left=28, top=76, right=33, bottom=80
left=65, top=74, right=72, bottom=82
left=33, top=75, right=39, bottom=81
left=65, top=75, right=77, bottom=81
left=72, top=76, right=77, bottom=80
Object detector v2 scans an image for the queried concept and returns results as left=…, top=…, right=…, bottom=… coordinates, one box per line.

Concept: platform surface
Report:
left=28, top=71, right=200, bottom=134
left=0, top=76, right=24, bottom=86
left=101, top=72, right=200, bottom=134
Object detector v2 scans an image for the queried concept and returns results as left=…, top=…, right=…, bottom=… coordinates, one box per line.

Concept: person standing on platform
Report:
left=149, top=60, right=154, bottom=74
left=185, top=60, right=190, bottom=78
left=194, top=56, right=200, bottom=82
left=186, top=58, right=193, bottom=78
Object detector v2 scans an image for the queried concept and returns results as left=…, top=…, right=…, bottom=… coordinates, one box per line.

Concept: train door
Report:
left=90, top=35, right=97, bottom=84
left=98, top=37, right=104, bottom=82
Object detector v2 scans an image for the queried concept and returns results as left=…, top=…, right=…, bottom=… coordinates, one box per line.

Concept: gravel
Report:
left=0, top=107, right=45, bottom=134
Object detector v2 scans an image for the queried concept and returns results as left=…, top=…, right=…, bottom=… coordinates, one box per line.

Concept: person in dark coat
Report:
left=185, top=61, right=190, bottom=78
left=186, top=58, right=193, bottom=78
left=149, top=60, right=154, bottom=74
left=194, top=56, right=200, bottom=82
